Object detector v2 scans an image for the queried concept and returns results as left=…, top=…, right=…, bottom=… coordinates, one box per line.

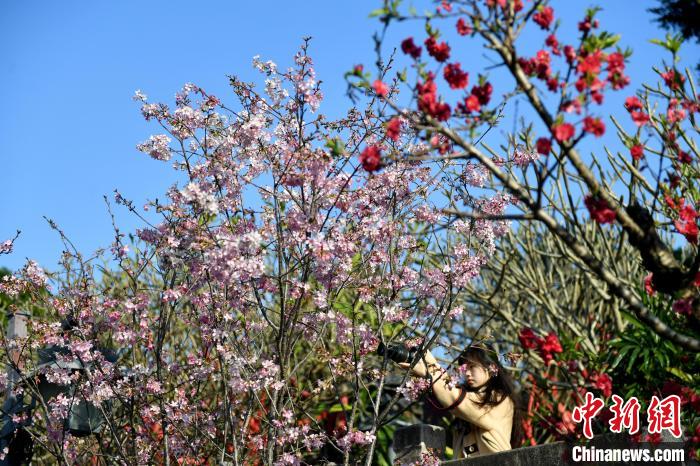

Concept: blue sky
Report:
left=1, top=0, right=698, bottom=272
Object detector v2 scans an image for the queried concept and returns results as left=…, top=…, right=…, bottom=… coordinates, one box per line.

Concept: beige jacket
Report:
left=417, top=351, right=514, bottom=459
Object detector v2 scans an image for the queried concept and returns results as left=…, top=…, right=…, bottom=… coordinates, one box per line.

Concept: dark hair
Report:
left=457, top=344, right=524, bottom=448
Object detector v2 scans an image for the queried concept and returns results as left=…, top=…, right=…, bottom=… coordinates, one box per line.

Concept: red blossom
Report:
left=353, top=64, right=364, bottom=75
left=359, top=145, right=382, bottom=172
left=552, top=122, right=575, bottom=143
left=372, top=80, right=389, bottom=97
left=661, top=68, right=686, bottom=90
left=563, top=45, right=576, bottom=64
left=577, top=51, right=602, bottom=76
left=471, top=82, right=493, bottom=105
left=537, top=332, right=563, bottom=364
left=425, top=36, right=451, bottom=62
left=534, top=50, right=552, bottom=79
left=678, top=150, right=692, bottom=164
left=630, top=111, right=650, bottom=126
left=545, top=34, right=561, bottom=55
left=607, top=52, right=625, bottom=74
left=630, top=144, right=643, bottom=161
left=519, top=327, right=542, bottom=350
left=541, top=333, right=563, bottom=354
left=536, top=138, right=552, bottom=155
left=644, top=273, right=655, bottom=296
left=443, top=63, right=469, bottom=89
left=591, top=372, right=613, bottom=398
left=385, top=118, right=401, bottom=141
left=591, top=90, right=604, bottom=104
left=624, top=96, right=643, bottom=112
left=609, top=72, right=631, bottom=90
left=401, top=37, right=422, bottom=59
left=606, top=52, right=630, bottom=89
left=561, top=99, right=582, bottom=114
left=533, top=6, right=554, bottom=30
left=417, top=73, right=451, bottom=121
left=487, top=0, right=523, bottom=11
left=584, top=195, right=616, bottom=224
left=518, top=57, right=535, bottom=76
left=674, top=203, right=699, bottom=243
left=456, top=18, right=472, bottom=36
left=459, top=94, right=481, bottom=113
left=672, top=298, right=693, bottom=316
left=582, top=116, right=605, bottom=137
left=578, top=16, right=598, bottom=32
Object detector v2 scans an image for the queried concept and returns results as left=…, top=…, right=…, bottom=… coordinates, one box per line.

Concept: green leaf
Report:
left=611, top=346, right=631, bottom=369
left=666, top=367, right=693, bottom=383
left=626, top=347, right=641, bottom=373
left=369, top=8, right=388, bottom=18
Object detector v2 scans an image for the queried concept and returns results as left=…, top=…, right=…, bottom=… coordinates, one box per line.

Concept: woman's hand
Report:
left=397, top=360, right=428, bottom=377
left=396, top=350, right=439, bottom=378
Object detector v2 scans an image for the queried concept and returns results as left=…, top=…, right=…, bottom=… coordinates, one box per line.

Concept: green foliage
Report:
left=649, top=0, right=700, bottom=43
left=650, top=32, right=685, bottom=57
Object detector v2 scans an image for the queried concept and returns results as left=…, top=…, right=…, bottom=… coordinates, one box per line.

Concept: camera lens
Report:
left=377, top=342, right=415, bottom=363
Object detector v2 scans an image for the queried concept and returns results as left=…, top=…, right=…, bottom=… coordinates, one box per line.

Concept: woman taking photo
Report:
left=397, top=343, right=522, bottom=459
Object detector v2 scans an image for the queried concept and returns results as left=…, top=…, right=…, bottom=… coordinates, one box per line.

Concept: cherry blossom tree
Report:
left=0, top=38, right=509, bottom=465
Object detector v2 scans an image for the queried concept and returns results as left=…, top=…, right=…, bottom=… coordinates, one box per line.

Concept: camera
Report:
left=377, top=342, right=419, bottom=364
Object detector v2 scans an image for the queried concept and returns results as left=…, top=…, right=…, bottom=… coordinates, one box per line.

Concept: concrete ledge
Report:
left=446, top=431, right=691, bottom=466
left=393, top=424, right=695, bottom=466
left=393, top=424, right=446, bottom=464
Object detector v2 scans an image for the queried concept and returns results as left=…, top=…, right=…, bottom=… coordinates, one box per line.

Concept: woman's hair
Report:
left=457, top=344, right=525, bottom=448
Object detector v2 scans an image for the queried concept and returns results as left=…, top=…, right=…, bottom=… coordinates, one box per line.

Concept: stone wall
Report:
left=392, top=424, right=696, bottom=465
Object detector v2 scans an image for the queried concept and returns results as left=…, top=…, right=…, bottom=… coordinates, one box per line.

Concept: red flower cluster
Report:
left=661, top=68, right=686, bottom=90
left=359, top=145, right=382, bottom=172
left=519, top=50, right=552, bottom=80
left=417, top=73, right=451, bottom=121
left=624, top=96, right=642, bottom=112
left=582, top=116, right=605, bottom=137
left=457, top=82, right=492, bottom=114
left=536, top=137, right=552, bottom=155
left=576, top=50, right=602, bottom=76
left=518, top=328, right=563, bottom=364
left=545, top=34, right=561, bottom=56
left=533, top=6, right=554, bottom=30
left=607, top=52, right=630, bottom=90
left=563, top=45, right=576, bottom=64
left=425, top=36, right=451, bottom=62
left=672, top=298, right=693, bottom=316
left=443, top=63, right=469, bottom=89
left=624, top=96, right=650, bottom=126
left=644, top=273, right=655, bottom=295
left=673, top=202, right=699, bottom=244
left=519, top=327, right=540, bottom=350
left=372, top=80, right=389, bottom=97
left=486, top=0, right=523, bottom=11
left=385, top=117, right=401, bottom=142
left=630, top=143, right=643, bottom=161
left=663, top=381, right=700, bottom=414
left=401, top=37, right=422, bottom=59
left=552, top=122, right=575, bottom=143
left=590, top=372, right=613, bottom=398
left=456, top=17, right=472, bottom=36
left=584, top=195, right=616, bottom=224
left=578, top=14, right=599, bottom=32
left=472, top=82, right=493, bottom=105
